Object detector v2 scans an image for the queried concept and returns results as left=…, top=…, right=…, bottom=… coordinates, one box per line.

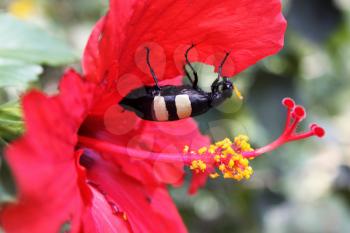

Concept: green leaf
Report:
left=0, top=104, right=19, bottom=205
left=0, top=102, right=24, bottom=142
left=0, top=58, right=43, bottom=88
left=0, top=147, right=17, bottom=204
left=0, top=102, right=22, bottom=118
left=0, top=13, right=78, bottom=88
left=0, top=14, right=78, bottom=66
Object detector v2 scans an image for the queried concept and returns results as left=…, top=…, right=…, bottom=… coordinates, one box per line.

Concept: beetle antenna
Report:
left=217, top=52, right=230, bottom=80
left=145, top=47, right=161, bottom=91
left=185, top=44, right=198, bottom=88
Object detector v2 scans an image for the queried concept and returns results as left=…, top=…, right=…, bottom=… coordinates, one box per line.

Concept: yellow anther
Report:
left=190, top=161, right=198, bottom=170
left=224, top=138, right=233, bottom=144
left=228, top=159, right=235, bottom=169
left=210, top=173, right=220, bottom=179
left=224, top=172, right=234, bottom=179
left=247, top=167, right=253, bottom=173
left=208, top=145, right=217, bottom=154
left=222, top=143, right=231, bottom=150
left=219, top=164, right=226, bottom=171
left=232, top=154, right=240, bottom=161
left=233, top=174, right=243, bottom=180
left=223, top=146, right=235, bottom=156
left=187, top=134, right=254, bottom=181
left=216, top=138, right=230, bottom=147
left=240, top=158, right=249, bottom=167
left=183, top=145, right=190, bottom=153
left=198, top=147, right=207, bottom=155
left=215, top=141, right=224, bottom=147
left=234, top=135, right=253, bottom=152
left=190, top=160, right=207, bottom=173
left=242, top=170, right=251, bottom=177
left=198, top=161, right=207, bottom=172
left=236, top=135, right=249, bottom=141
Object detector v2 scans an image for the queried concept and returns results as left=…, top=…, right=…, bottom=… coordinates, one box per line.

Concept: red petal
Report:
left=85, top=0, right=286, bottom=86
left=83, top=17, right=106, bottom=83
left=0, top=71, right=95, bottom=233
left=189, top=173, right=208, bottom=195
left=85, top=152, right=188, bottom=233
left=81, top=188, right=132, bottom=233
left=1, top=140, right=84, bottom=233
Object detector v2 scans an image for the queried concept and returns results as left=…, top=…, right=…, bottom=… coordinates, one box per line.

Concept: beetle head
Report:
left=222, top=78, right=233, bottom=98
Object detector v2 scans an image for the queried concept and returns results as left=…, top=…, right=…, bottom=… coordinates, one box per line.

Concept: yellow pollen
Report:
left=224, top=172, right=234, bottom=179
left=234, top=135, right=254, bottom=152
left=228, top=159, right=235, bottom=168
left=219, top=164, right=226, bottom=171
left=198, top=147, right=207, bottom=155
left=233, top=85, right=244, bottom=100
left=241, top=158, right=249, bottom=166
left=183, top=145, right=190, bottom=153
left=190, top=160, right=207, bottom=173
left=185, top=135, right=254, bottom=182
left=209, top=173, right=220, bottom=179
left=208, top=145, right=217, bottom=154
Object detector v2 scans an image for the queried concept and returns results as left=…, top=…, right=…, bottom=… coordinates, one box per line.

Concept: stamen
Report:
left=282, top=97, right=295, bottom=130
left=184, top=97, right=325, bottom=181
left=185, top=136, right=254, bottom=181
left=78, top=98, right=325, bottom=183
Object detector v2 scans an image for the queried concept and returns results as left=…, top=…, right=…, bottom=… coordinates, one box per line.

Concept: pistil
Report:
left=78, top=97, right=325, bottom=182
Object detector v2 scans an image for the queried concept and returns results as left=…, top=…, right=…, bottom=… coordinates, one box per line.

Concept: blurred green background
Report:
left=0, top=0, right=349, bottom=232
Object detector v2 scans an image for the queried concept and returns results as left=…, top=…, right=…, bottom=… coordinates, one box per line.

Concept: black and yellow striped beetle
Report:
left=119, top=45, right=240, bottom=121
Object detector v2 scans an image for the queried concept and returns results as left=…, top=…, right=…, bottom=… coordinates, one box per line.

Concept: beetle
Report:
left=119, top=45, right=239, bottom=121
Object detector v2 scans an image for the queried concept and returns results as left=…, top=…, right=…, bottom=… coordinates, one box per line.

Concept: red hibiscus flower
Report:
left=0, top=1, right=324, bottom=233
left=0, top=70, right=190, bottom=233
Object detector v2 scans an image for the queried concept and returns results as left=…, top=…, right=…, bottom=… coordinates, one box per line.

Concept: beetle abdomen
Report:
left=120, top=85, right=211, bottom=121
left=175, top=94, right=192, bottom=119
left=153, top=96, right=169, bottom=121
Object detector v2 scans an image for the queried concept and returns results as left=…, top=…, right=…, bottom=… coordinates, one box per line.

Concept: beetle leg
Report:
left=185, top=44, right=199, bottom=89
left=145, top=47, right=161, bottom=91
left=211, top=52, right=231, bottom=92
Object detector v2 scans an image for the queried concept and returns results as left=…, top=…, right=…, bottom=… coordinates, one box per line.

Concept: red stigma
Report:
left=282, top=97, right=295, bottom=109
left=242, top=97, right=326, bottom=158
left=293, top=106, right=306, bottom=119
left=311, top=124, right=325, bottom=138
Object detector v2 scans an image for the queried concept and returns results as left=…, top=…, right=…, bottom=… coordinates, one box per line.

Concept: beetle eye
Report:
left=223, top=82, right=233, bottom=90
